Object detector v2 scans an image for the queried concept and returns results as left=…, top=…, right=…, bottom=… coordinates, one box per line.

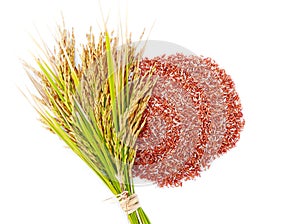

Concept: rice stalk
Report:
left=24, top=24, right=155, bottom=224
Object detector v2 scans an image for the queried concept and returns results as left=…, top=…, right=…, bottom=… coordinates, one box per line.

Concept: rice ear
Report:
left=25, top=22, right=153, bottom=223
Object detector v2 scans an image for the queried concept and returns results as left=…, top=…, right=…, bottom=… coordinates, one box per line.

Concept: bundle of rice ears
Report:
left=24, top=24, right=155, bottom=224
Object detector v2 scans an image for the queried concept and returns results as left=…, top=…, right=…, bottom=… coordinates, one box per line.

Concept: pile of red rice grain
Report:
left=133, top=54, right=245, bottom=187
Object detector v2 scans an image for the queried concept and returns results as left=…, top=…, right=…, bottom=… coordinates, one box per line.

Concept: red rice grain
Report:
left=133, top=54, right=245, bottom=187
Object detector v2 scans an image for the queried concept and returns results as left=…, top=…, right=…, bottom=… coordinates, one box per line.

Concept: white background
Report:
left=1, top=0, right=300, bottom=223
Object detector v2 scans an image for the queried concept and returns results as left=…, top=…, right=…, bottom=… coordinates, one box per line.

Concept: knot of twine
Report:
left=115, top=191, right=141, bottom=214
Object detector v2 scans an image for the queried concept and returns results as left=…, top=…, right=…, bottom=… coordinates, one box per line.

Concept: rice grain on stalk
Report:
left=24, top=25, right=155, bottom=224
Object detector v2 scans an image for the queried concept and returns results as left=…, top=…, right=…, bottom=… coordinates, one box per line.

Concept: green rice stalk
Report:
left=24, top=24, right=155, bottom=223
